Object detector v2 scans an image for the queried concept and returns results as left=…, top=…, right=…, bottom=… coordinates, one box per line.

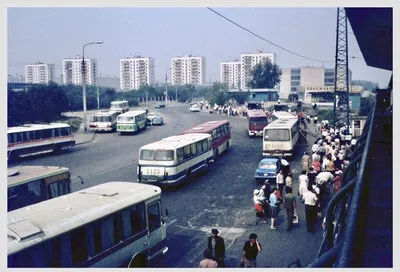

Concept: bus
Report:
left=7, top=123, right=75, bottom=161
left=263, top=118, right=299, bottom=157
left=117, top=110, right=147, bottom=134
left=137, top=133, right=213, bottom=186
left=7, top=182, right=168, bottom=268
left=183, top=120, right=231, bottom=161
left=89, top=110, right=119, bottom=132
left=247, top=110, right=268, bottom=137
left=271, top=111, right=297, bottom=122
left=8, top=165, right=71, bottom=212
left=110, top=100, right=129, bottom=114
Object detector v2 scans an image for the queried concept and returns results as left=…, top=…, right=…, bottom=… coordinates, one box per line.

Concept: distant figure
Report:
left=208, top=228, right=226, bottom=267
left=199, top=248, right=218, bottom=268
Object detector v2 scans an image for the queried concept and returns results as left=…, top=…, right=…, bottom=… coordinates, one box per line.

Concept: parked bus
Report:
left=8, top=165, right=71, bottom=212
left=7, top=182, right=168, bottom=268
left=137, top=133, right=213, bottom=186
left=247, top=110, right=268, bottom=137
left=183, top=120, right=231, bottom=160
left=110, top=100, right=129, bottom=114
left=117, top=110, right=147, bottom=134
left=271, top=111, right=297, bottom=122
left=263, top=118, right=299, bottom=157
left=7, top=123, right=75, bottom=161
left=89, top=110, right=119, bottom=132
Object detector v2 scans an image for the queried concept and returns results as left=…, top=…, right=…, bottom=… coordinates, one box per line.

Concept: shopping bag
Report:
left=293, top=210, right=299, bottom=224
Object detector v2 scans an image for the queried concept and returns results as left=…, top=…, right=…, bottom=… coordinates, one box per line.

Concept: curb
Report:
left=75, top=132, right=96, bottom=146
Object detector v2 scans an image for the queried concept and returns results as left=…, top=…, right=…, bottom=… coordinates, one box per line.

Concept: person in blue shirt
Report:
left=269, top=188, right=279, bottom=229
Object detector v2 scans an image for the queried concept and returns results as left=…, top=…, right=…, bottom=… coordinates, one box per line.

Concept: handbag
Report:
left=292, top=209, right=299, bottom=224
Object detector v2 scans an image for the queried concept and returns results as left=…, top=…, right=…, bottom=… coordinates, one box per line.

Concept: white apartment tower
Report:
left=171, top=55, right=206, bottom=86
left=62, top=57, right=98, bottom=85
left=120, top=57, right=155, bottom=90
left=240, top=51, right=277, bottom=90
left=25, top=63, right=55, bottom=84
left=220, top=61, right=241, bottom=88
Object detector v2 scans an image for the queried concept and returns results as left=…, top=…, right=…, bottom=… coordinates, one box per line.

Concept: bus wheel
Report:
left=128, top=254, right=147, bottom=268
left=213, top=149, right=219, bottom=161
left=185, top=168, right=192, bottom=183
left=53, top=144, right=62, bottom=154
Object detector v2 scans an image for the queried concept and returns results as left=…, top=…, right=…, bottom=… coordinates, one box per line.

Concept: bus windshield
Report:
left=118, top=116, right=134, bottom=122
left=250, top=117, right=268, bottom=126
left=264, top=129, right=290, bottom=141
left=94, top=116, right=112, bottom=122
left=140, top=150, right=174, bottom=161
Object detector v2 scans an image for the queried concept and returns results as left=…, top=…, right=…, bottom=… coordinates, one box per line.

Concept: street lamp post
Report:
left=82, top=41, right=103, bottom=133
left=165, top=68, right=172, bottom=103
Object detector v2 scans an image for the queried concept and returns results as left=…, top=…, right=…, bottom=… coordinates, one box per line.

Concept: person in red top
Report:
left=333, top=170, right=342, bottom=194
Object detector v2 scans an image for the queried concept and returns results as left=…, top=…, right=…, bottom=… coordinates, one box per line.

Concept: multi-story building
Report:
left=62, top=56, right=98, bottom=86
left=24, top=63, right=55, bottom=84
left=171, top=55, right=206, bottom=86
left=98, top=74, right=121, bottom=90
left=120, top=56, right=155, bottom=90
left=56, top=74, right=64, bottom=85
left=8, top=74, right=25, bottom=83
left=220, top=61, right=241, bottom=88
left=279, top=66, right=352, bottom=99
left=240, top=51, right=276, bottom=90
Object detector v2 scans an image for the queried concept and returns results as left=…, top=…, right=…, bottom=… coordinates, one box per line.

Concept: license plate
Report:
left=143, top=167, right=164, bottom=176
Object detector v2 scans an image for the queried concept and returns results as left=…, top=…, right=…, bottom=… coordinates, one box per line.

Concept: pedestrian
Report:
left=207, top=228, right=226, bottom=267
left=333, top=170, right=342, bottom=194
left=307, top=166, right=318, bottom=186
left=253, top=189, right=267, bottom=224
left=298, top=170, right=309, bottom=202
left=285, top=172, right=293, bottom=193
left=240, top=233, right=262, bottom=268
left=284, top=186, right=296, bottom=231
left=199, top=248, right=218, bottom=268
left=261, top=183, right=271, bottom=218
left=301, top=152, right=311, bottom=172
left=303, top=185, right=319, bottom=232
left=276, top=169, right=285, bottom=196
left=312, top=159, right=321, bottom=173
left=269, top=188, right=280, bottom=229
left=316, top=171, right=334, bottom=203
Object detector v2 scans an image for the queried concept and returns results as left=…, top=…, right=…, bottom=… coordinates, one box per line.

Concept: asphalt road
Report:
left=8, top=104, right=324, bottom=268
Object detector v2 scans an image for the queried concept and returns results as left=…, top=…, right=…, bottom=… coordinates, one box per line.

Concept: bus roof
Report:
left=247, top=110, right=267, bottom=118
left=111, top=100, right=128, bottom=105
left=118, top=110, right=147, bottom=117
left=273, top=111, right=297, bottom=119
left=8, top=165, right=70, bottom=188
left=265, top=118, right=298, bottom=129
left=140, top=133, right=211, bottom=151
left=93, top=110, right=119, bottom=116
left=8, top=182, right=161, bottom=254
left=182, top=120, right=229, bottom=134
left=7, top=123, right=71, bottom=134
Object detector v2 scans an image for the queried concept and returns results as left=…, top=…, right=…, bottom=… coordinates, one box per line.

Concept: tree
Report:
left=359, top=95, right=376, bottom=116
left=352, top=80, right=379, bottom=91
left=247, top=60, right=282, bottom=89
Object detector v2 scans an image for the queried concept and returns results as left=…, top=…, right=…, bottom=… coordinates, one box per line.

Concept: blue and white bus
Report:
left=137, top=133, right=213, bottom=186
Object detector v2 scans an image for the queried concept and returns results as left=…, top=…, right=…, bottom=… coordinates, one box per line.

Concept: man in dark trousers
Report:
left=208, top=228, right=226, bottom=267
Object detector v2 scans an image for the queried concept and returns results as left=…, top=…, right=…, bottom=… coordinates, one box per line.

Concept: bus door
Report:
left=146, top=202, right=166, bottom=262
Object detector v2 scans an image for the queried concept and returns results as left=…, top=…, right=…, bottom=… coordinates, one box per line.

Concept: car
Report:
left=155, top=104, right=165, bottom=109
left=254, top=158, right=290, bottom=183
left=147, top=113, right=164, bottom=126
left=189, top=105, right=200, bottom=112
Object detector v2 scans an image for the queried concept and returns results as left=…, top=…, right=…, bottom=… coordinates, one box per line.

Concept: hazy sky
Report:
left=7, top=7, right=392, bottom=87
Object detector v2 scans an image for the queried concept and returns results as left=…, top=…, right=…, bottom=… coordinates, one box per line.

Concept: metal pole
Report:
left=175, top=86, right=178, bottom=102
left=82, top=46, right=87, bottom=133
left=165, top=71, right=168, bottom=103
left=96, top=80, right=100, bottom=109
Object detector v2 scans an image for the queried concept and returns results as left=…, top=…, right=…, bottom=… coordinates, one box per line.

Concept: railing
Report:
left=308, top=98, right=377, bottom=267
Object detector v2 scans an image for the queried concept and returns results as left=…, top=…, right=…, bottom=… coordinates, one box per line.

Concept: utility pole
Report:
left=96, top=79, right=100, bottom=109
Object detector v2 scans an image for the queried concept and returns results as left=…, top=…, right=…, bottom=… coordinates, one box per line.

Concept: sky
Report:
left=7, top=7, right=392, bottom=87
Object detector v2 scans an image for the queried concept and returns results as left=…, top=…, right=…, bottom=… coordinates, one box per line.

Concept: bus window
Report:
left=113, top=212, right=122, bottom=244
left=50, top=236, right=63, bottom=267
left=70, top=226, right=89, bottom=265
left=42, top=129, right=52, bottom=139
left=265, top=129, right=290, bottom=141
left=196, top=141, right=203, bottom=153
left=140, top=150, right=154, bottom=160
left=190, top=143, right=197, bottom=155
left=176, top=148, right=184, bottom=162
left=155, top=150, right=174, bottom=161
left=93, top=220, right=103, bottom=255
left=121, top=203, right=146, bottom=239
left=183, top=145, right=191, bottom=159
left=61, top=127, right=69, bottom=136
left=101, top=215, right=116, bottom=250
left=202, top=139, right=209, bottom=151
left=147, top=202, right=161, bottom=232
left=8, top=243, right=46, bottom=267
left=48, top=182, right=59, bottom=198
left=27, top=180, right=45, bottom=205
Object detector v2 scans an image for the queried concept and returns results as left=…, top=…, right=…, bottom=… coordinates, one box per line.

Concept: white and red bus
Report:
left=247, top=110, right=268, bottom=137
left=7, top=123, right=75, bottom=161
left=183, top=120, right=231, bottom=160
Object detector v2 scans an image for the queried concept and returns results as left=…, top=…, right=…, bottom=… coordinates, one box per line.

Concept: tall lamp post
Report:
left=165, top=67, right=172, bottom=103
left=82, top=40, right=103, bottom=133
left=147, top=64, right=156, bottom=106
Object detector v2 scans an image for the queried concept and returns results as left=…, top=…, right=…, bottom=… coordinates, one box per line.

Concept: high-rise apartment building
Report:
left=220, top=61, right=241, bottom=88
left=24, top=63, right=55, bottom=84
left=62, top=57, right=98, bottom=85
left=120, top=57, right=155, bottom=90
left=240, top=51, right=276, bottom=90
left=8, top=74, right=25, bottom=83
left=171, top=55, right=206, bottom=86
left=279, top=66, right=352, bottom=99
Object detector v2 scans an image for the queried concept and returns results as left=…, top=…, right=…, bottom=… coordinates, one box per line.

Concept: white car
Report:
left=189, top=105, right=200, bottom=112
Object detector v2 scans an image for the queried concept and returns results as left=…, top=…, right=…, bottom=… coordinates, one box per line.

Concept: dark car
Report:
left=155, top=104, right=166, bottom=109
left=254, top=158, right=290, bottom=183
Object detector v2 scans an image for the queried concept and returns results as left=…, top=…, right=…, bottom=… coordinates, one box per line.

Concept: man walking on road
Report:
left=241, top=233, right=262, bottom=268
left=303, top=185, right=319, bottom=232
left=208, top=228, right=226, bottom=267
left=284, top=187, right=296, bottom=231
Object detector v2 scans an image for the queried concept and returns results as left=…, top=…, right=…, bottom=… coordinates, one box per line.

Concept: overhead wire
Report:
left=207, top=7, right=335, bottom=63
